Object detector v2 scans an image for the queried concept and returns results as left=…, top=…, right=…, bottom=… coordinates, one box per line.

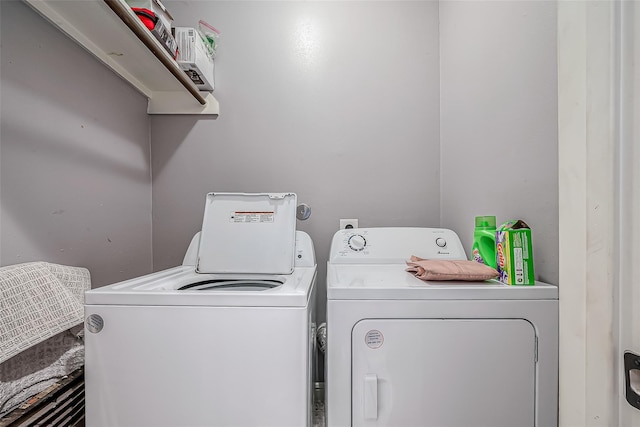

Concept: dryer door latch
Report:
left=364, top=373, right=378, bottom=420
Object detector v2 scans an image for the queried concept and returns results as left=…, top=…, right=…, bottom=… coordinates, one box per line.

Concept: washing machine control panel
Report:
left=329, top=227, right=467, bottom=264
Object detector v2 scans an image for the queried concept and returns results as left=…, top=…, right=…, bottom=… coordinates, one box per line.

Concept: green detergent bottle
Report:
left=471, top=215, right=497, bottom=269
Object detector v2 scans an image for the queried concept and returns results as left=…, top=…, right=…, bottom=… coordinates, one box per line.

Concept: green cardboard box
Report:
left=496, top=220, right=535, bottom=285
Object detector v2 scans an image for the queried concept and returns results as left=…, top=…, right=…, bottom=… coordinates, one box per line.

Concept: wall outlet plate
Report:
left=340, top=219, right=358, bottom=229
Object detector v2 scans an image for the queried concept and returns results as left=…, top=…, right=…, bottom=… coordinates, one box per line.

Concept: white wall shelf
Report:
left=24, top=0, right=219, bottom=115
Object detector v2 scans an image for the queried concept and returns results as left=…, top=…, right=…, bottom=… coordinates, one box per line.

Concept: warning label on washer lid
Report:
left=365, top=330, right=384, bottom=349
left=230, top=211, right=275, bottom=223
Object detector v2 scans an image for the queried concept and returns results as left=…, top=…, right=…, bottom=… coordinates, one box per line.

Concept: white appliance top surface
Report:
left=85, top=265, right=316, bottom=307
left=326, top=264, right=557, bottom=300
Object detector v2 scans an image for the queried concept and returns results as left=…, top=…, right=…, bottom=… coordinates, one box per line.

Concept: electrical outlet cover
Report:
left=340, top=219, right=358, bottom=229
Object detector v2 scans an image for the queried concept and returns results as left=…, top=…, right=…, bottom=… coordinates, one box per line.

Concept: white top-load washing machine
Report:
left=84, top=193, right=317, bottom=427
left=326, top=227, right=558, bottom=427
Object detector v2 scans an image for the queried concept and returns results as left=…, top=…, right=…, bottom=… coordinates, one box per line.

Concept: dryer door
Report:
left=352, top=319, right=536, bottom=427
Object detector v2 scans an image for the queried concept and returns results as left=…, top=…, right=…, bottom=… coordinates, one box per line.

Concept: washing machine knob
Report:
left=348, top=234, right=367, bottom=251
left=435, top=237, right=447, bottom=248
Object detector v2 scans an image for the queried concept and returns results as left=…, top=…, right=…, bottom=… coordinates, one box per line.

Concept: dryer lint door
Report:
left=352, top=319, right=536, bottom=427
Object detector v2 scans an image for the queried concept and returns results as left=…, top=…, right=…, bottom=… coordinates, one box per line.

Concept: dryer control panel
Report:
left=329, top=227, right=467, bottom=264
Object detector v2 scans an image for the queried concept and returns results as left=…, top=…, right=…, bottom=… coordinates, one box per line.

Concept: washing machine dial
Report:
left=435, top=237, right=447, bottom=248
left=348, top=234, right=367, bottom=251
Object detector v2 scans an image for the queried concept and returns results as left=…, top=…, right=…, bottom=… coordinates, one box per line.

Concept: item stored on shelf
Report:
left=133, top=10, right=178, bottom=59
left=126, top=0, right=174, bottom=31
left=132, top=8, right=157, bottom=30
left=198, top=20, right=220, bottom=58
left=174, top=27, right=215, bottom=92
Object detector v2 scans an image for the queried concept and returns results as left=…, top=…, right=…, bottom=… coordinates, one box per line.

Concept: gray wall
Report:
left=152, top=1, right=558, bottom=322
left=152, top=1, right=443, bottom=318
left=440, top=1, right=558, bottom=284
left=0, top=0, right=558, bottom=303
left=0, top=0, right=153, bottom=287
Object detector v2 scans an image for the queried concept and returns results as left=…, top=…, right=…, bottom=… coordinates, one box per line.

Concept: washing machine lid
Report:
left=196, top=193, right=297, bottom=274
left=326, top=264, right=558, bottom=300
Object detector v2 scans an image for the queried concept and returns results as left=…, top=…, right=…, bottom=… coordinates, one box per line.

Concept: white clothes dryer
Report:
left=326, top=227, right=558, bottom=427
left=85, top=193, right=317, bottom=427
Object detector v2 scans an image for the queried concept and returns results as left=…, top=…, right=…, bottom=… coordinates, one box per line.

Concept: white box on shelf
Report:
left=174, top=27, right=215, bottom=92
left=125, top=0, right=174, bottom=32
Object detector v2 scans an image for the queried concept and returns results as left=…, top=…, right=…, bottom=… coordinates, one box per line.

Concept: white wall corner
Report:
left=558, top=1, right=620, bottom=426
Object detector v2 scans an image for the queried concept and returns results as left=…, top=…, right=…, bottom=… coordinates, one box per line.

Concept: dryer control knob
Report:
left=348, top=234, right=367, bottom=251
left=435, top=237, right=447, bottom=248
